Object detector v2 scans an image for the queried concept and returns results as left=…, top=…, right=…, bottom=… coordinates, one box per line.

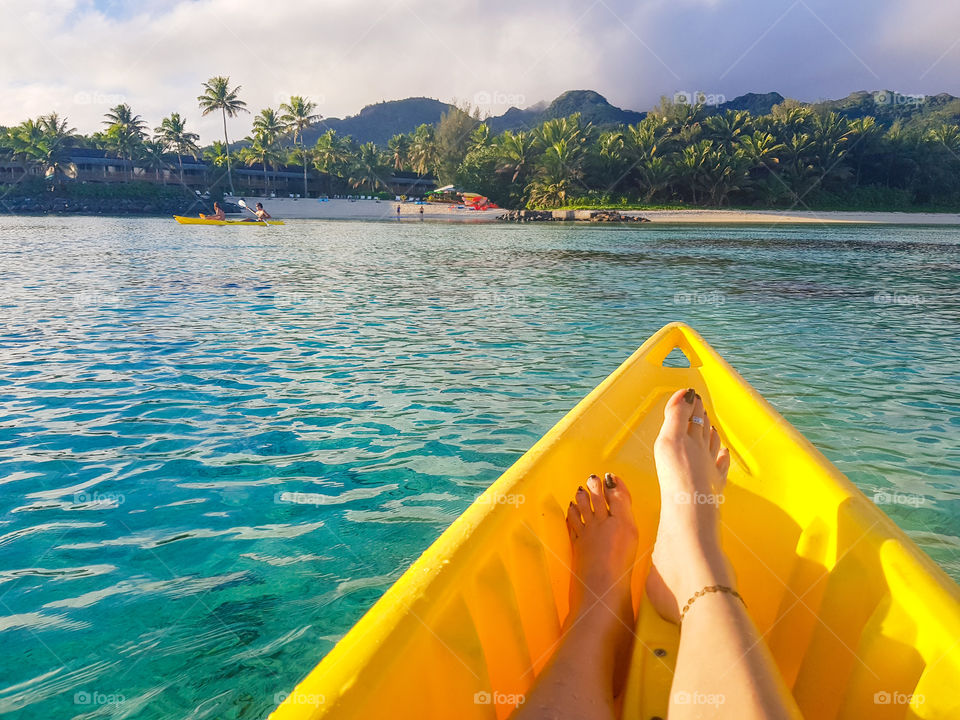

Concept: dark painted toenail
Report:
left=695, top=393, right=702, bottom=401
left=577, top=485, right=584, bottom=492
left=653, top=648, right=667, bottom=657
left=589, top=474, right=599, bottom=480
left=683, top=388, right=695, bottom=403
left=604, top=472, right=616, bottom=488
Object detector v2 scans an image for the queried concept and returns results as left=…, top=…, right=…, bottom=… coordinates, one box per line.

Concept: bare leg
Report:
left=647, top=388, right=801, bottom=719
left=512, top=473, right=639, bottom=720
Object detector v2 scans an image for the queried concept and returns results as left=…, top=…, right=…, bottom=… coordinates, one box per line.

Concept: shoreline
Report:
left=233, top=199, right=960, bottom=225
left=620, top=209, right=960, bottom=225
left=4, top=201, right=960, bottom=226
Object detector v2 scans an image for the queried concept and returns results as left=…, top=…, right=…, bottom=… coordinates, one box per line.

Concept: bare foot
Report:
left=646, top=388, right=735, bottom=624
left=513, top=474, right=638, bottom=719
left=565, top=473, right=639, bottom=691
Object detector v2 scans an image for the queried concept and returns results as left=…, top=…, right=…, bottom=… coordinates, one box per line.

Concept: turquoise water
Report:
left=0, top=216, right=958, bottom=718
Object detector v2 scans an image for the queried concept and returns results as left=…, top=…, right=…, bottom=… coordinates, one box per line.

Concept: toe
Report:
left=716, top=447, right=731, bottom=486
left=687, top=394, right=706, bottom=439
left=586, top=474, right=607, bottom=515
left=709, top=427, right=721, bottom=456
left=566, top=501, right=584, bottom=539
left=575, top=485, right=594, bottom=520
left=603, top=473, right=633, bottom=517
left=660, top=388, right=696, bottom=441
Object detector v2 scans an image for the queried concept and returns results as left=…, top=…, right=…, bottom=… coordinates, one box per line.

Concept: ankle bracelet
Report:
left=679, top=585, right=745, bottom=623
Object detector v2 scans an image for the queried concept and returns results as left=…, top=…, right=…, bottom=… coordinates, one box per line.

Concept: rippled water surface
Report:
left=1, top=216, right=958, bottom=718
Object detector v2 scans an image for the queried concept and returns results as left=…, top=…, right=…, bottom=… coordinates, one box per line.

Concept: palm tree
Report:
left=703, top=110, right=753, bottom=152
left=5, top=119, right=44, bottom=169
left=253, top=108, right=285, bottom=145
left=387, top=134, right=410, bottom=171
left=780, top=132, right=818, bottom=197
left=493, top=130, right=533, bottom=184
left=469, top=124, right=491, bottom=150
left=155, top=113, right=200, bottom=185
left=838, top=117, right=880, bottom=189
left=103, top=104, right=146, bottom=180
left=312, top=130, right=353, bottom=190
left=139, top=138, right=169, bottom=182
left=636, top=155, right=672, bottom=203
left=526, top=136, right=585, bottom=207
left=926, top=123, right=960, bottom=155
left=739, top=130, right=786, bottom=201
left=533, top=113, right=592, bottom=151
left=204, top=141, right=231, bottom=170
left=677, top=139, right=714, bottom=204
left=348, top=142, right=388, bottom=193
left=197, top=76, right=248, bottom=194
left=8, top=114, right=78, bottom=186
left=595, top=129, right=627, bottom=190
left=279, top=96, right=320, bottom=197
left=241, top=132, right=283, bottom=194
left=407, top=124, right=438, bottom=177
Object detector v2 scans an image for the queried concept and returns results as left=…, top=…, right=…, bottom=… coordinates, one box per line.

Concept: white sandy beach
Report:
left=623, top=209, right=960, bottom=225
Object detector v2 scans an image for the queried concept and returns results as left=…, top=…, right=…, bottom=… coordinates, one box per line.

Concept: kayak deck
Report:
left=173, top=215, right=285, bottom=225
left=271, top=322, right=960, bottom=720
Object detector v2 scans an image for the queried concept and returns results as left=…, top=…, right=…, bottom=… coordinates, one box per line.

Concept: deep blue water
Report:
left=0, top=217, right=958, bottom=718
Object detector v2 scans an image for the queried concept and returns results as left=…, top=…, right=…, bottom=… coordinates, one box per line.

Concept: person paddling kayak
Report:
left=243, top=202, right=272, bottom=222
left=199, top=202, right=225, bottom=221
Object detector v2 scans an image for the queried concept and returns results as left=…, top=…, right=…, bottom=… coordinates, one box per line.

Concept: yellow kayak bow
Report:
left=271, top=322, right=960, bottom=720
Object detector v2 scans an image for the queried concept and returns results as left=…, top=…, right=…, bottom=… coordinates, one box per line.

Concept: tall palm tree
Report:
left=103, top=104, right=146, bottom=180
left=279, top=96, right=320, bottom=197
left=198, top=76, right=248, bottom=194
left=407, top=124, right=438, bottom=177
left=387, top=134, right=410, bottom=171
left=596, top=129, right=627, bottom=190
left=155, top=113, right=200, bottom=185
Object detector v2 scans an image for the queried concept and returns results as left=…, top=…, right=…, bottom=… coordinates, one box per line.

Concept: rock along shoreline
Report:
left=497, top=209, right=650, bottom=223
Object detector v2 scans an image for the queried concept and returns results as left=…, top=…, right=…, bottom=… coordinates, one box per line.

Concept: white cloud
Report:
left=0, top=0, right=958, bottom=144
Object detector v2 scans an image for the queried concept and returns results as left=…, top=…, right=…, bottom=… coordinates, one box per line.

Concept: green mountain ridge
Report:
left=293, top=89, right=960, bottom=147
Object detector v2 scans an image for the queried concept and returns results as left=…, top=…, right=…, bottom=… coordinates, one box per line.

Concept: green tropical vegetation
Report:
left=279, top=96, right=320, bottom=198
left=155, top=113, right=200, bottom=185
left=197, top=76, right=248, bottom=194
left=4, top=85, right=960, bottom=211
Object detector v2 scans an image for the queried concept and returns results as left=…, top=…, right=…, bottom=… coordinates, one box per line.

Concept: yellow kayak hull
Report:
left=271, top=322, right=960, bottom=720
left=173, top=215, right=285, bottom=225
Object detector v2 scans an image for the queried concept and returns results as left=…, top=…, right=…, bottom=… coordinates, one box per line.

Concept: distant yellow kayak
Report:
left=173, top=215, right=285, bottom=225
left=270, top=322, right=960, bottom=720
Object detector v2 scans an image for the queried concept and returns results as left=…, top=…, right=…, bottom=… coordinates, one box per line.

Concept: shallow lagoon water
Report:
left=0, top=216, right=958, bottom=718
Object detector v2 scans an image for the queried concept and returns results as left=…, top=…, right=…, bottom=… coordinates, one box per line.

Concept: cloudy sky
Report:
left=3, top=0, right=958, bottom=143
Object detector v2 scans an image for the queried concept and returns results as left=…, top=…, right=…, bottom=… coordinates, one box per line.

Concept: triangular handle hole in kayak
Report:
left=662, top=346, right=692, bottom=368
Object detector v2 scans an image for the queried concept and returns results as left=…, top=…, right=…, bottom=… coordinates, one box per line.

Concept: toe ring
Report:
left=689, top=415, right=704, bottom=426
